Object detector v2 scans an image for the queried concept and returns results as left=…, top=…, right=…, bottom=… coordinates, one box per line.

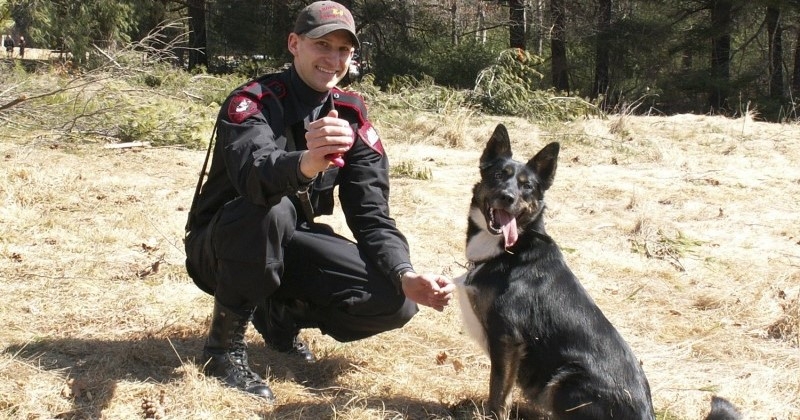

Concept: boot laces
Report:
left=229, top=322, right=260, bottom=382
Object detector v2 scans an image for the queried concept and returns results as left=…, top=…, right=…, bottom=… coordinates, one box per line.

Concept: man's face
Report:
left=288, top=30, right=355, bottom=93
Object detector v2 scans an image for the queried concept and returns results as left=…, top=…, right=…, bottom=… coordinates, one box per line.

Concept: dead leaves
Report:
left=136, top=255, right=165, bottom=278
left=435, top=351, right=464, bottom=373
left=62, top=378, right=168, bottom=419
left=60, top=377, right=91, bottom=400
left=766, top=288, right=799, bottom=347
left=136, top=238, right=165, bottom=279
left=141, top=389, right=166, bottom=419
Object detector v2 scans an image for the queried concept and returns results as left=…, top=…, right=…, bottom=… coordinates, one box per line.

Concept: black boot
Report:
left=252, top=298, right=317, bottom=363
left=202, top=300, right=275, bottom=401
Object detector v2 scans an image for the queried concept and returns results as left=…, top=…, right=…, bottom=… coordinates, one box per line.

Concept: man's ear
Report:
left=287, top=33, right=300, bottom=56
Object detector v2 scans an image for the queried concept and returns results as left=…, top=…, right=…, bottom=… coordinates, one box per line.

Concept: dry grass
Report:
left=1, top=110, right=799, bottom=420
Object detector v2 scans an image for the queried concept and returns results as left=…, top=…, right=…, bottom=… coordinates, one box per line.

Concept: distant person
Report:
left=18, top=36, right=25, bottom=59
left=3, top=34, right=13, bottom=58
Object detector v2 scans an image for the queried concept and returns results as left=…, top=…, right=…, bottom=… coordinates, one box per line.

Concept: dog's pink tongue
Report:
left=496, top=210, right=518, bottom=248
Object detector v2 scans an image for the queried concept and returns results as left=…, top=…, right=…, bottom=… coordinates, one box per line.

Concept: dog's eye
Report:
left=518, top=176, right=534, bottom=190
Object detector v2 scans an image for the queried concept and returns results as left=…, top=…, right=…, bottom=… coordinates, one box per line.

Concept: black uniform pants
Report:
left=185, top=196, right=418, bottom=342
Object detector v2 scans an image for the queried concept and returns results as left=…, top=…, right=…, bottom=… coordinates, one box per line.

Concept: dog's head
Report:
left=470, top=124, right=559, bottom=251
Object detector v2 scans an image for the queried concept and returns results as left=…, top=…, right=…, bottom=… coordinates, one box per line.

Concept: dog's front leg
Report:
left=487, top=339, right=524, bottom=419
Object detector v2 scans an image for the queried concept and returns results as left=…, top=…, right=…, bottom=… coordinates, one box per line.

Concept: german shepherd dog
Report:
left=456, top=124, right=741, bottom=419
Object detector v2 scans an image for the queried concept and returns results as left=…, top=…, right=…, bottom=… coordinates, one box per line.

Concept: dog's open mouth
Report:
left=488, top=207, right=518, bottom=249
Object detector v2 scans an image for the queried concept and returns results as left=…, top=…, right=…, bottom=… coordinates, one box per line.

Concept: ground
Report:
left=0, top=113, right=798, bottom=419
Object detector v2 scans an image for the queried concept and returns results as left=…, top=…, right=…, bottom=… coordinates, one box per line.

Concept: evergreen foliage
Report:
left=2, top=0, right=800, bottom=120
left=28, top=1, right=137, bottom=67
left=472, top=49, right=600, bottom=121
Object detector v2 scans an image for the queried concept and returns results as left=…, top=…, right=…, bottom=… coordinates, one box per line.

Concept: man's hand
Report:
left=300, top=109, right=354, bottom=177
left=400, top=271, right=455, bottom=312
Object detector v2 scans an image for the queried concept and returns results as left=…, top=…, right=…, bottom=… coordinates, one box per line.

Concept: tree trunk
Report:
left=450, top=0, right=458, bottom=46
left=592, top=0, right=612, bottom=103
left=477, top=3, right=487, bottom=44
left=766, top=6, right=783, bottom=99
left=187, top=0, right=207, bottom=71
left=534, top=0, right=544, bottom=56
left=509, top=0, right=526, bottom=50
left=550, top=0, right=569, bottom=91
left=793, top=28, right=800, bottom=99
left=708, top=0, right=732, bottom=113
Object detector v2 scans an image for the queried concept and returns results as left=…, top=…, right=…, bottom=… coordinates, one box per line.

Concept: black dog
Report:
left=456, top=124, right=740, bottom=419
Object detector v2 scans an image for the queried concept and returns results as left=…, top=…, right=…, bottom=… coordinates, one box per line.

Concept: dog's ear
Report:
left=528, top=142, right=559, bottom=190
left=480, top=124, right=512, bottom=168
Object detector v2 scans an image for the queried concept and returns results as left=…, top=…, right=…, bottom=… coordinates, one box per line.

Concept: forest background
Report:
left=2, top=0, right=800, bottom=121
left=1, top=0, right=799, bottom=419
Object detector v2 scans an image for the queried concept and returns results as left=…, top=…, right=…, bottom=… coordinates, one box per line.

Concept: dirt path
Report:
left=2, top=47, right=67, bottom=61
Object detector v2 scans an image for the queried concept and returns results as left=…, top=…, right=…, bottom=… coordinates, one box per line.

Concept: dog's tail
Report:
left=704, top=396, right=741, bottom=420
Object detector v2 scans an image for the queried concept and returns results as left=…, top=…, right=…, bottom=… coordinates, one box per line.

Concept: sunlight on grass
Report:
left=1, top=60, right=799, bottom=419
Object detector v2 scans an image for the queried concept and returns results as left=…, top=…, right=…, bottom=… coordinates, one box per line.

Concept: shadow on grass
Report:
left=3, top=328, right=491, bottom=419
left=3, top=332, right=202, bottom=419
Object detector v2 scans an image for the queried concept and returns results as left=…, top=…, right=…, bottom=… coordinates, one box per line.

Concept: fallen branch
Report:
left=93, top=44, right=123, bottom=70
left=0, top=95, right=28, bottom=111
left=103, top=141, right=151, bottom=149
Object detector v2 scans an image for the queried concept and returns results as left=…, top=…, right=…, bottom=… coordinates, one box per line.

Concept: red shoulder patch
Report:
left=358, top=122, right=384, bottom=155
left=227, top=94, right=262, bottom=124
left=332, top=90, right=367, bottom=125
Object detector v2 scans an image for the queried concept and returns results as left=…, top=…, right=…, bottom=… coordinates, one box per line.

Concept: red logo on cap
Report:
left=319, top=5, right=352, bottom=24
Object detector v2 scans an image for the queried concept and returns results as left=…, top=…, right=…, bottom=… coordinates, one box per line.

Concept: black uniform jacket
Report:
left=190, top=66, right=413, bottom=287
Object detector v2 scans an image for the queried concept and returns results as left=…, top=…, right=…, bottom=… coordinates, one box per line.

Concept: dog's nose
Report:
left=497, top=192, right=515, bottom=207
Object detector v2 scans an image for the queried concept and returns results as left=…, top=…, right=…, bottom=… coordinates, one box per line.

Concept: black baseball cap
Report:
left=293, top=1, right=360, bottom=48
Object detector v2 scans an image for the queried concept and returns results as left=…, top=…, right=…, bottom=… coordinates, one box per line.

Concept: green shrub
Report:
left=116, top=100, right=212, bottom=148
left=418, top=40, right=499, bottom=88
left=371, top=39, right=498, bottom=90
left=381, top=74, right=470, bottom=114
left=390, top=160, right=432, bottom=180
left=471, top=49, right=601, bottom=122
